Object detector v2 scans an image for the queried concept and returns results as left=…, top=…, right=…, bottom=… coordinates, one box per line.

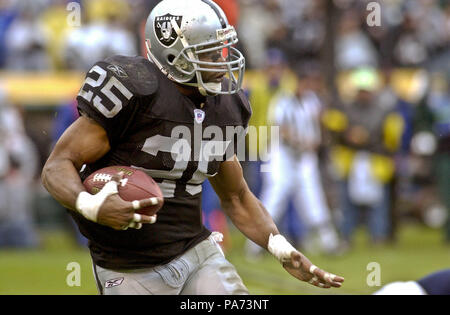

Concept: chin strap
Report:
left=197, top=83, right=208, bottom=96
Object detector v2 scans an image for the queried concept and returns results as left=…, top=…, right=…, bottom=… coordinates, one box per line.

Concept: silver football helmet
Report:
left=145, top=0, right=245, bottom=95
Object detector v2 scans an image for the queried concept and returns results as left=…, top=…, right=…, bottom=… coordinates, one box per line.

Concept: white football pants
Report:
left=93, top=234, right=249, bottom=295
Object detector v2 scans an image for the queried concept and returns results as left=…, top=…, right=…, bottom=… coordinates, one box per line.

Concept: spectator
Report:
left=374, top=269, right=450, bottom=295
left=323, top=68, right=404, bottom=247
left=0, top=89, right=40, bottom=248
left=63, top=1, right=137, bottom=71
left=422, top=71, right=450, bottom=242
left=39, top=1, right=75, bottom=71
left=4, top=3, right=50, bottom=71
left=392, top=12, right=428, bottom=67
left=335, top=10, right=378, bottom=70
left=237, top=0, right=279, bottom=69
left=0, top=1, right=18, bottom=68
left=269, top=0, right=326, bottom=64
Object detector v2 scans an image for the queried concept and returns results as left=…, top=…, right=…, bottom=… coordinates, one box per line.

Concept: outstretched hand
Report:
left=282, top=250, right=344, bottom=289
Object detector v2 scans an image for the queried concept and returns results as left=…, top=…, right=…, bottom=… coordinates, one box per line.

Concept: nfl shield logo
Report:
left=194, top=109, right=205, bottom=124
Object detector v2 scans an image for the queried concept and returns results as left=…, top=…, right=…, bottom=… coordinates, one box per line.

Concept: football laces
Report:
left=92, top=174, right=128, bottom=187
left=93, top=173, right=112, bottom=182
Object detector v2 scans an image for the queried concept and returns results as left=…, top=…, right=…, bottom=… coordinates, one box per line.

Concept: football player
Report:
left=42, top=0, right=344, bottom=294
left=374, top=269, right=450, bottom=295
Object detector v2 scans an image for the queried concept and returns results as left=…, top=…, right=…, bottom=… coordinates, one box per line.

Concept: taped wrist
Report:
left=75, top=181, right=118, bottom=222
left=267, top=233, right=297, bottom=263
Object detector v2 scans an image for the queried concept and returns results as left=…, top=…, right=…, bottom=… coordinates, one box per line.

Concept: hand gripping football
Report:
left=83, top=166, right=164, bottom=216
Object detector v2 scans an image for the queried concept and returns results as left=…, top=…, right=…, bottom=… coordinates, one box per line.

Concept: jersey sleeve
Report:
left=224, top=90, right=252, bottom=161
left=76, top=56, right=158, bottom=146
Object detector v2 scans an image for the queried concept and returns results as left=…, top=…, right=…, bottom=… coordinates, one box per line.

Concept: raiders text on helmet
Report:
left=145, top=0, right=245, bottom=95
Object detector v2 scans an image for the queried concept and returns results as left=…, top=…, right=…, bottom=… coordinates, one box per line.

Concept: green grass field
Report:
left=0, top=223, right=448, bottom=295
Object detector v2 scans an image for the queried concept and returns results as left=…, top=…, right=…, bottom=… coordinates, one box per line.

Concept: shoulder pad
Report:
left=103, top=55, right=158, bottom=96
left=77, top=55, right=159, bottom=119
left=220, top=78, right=252, bottom=126
left=76, top=56, right=159, bottom=144
left=235, top=89, right=252, bottom=126
left=214, top=88, right=252, bottom=127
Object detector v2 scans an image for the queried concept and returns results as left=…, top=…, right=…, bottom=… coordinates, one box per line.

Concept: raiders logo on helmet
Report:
left=145, top=0, right=245, bottom=95
left=154, top=14, right=182, bottom=47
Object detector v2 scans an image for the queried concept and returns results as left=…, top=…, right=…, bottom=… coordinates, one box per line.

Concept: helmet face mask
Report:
left=145, top=0, right=245, bottom=95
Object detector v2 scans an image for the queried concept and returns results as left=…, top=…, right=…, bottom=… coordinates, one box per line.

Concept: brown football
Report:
left=83, top=165, right=163, bottom=216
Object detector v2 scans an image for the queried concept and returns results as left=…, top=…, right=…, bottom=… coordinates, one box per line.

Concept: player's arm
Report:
left=42, top=115, right=109, bottom=210
left=209, top=155, right=344, bottom=289
left=43, top=57, right=162, bottom=230
left=42, top=116, right=160, bottom=230
left=209, top=155, right=278, bottom=249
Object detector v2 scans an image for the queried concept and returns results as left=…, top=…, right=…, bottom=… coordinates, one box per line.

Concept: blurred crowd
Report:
left=0, top=0, right=449, bottom=254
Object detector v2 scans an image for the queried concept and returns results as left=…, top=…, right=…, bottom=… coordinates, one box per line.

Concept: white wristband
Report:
left=267, top=233, right=297, bottom=263
left=75, top=181, right=118, bottom=222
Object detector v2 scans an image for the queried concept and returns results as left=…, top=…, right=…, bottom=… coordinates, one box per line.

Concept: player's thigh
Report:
left=181, top=253, right=249, bottom=295
left=93, top=264, right=183, bottom=295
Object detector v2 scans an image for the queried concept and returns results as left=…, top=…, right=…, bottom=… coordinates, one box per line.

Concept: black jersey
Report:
left=73, top=55, right=251, bottom=269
